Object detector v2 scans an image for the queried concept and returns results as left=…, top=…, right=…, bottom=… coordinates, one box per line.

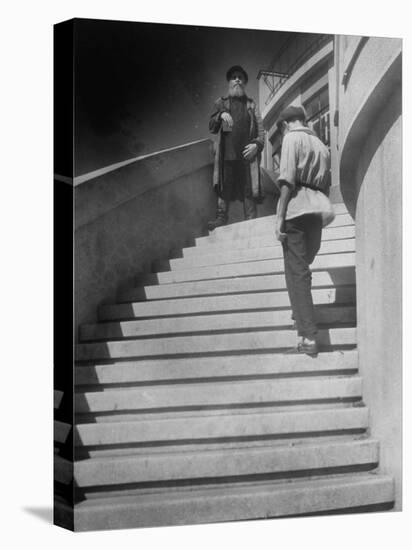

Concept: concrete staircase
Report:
left=69, top=204, right=394, bottom=531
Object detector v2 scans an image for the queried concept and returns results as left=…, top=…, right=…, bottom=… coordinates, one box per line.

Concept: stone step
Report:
left=74, top=438, right=378, bottom=488
left=100, top=286, right=356, bottom=322
left=75, top=375, right=362, bottom=414
left=82, top=305, right=356, bottom=342
left=210, top=205, right=349, bottom=237
left=119, top=268, right=356, bottom=302
left=182, top=225, right=356, bottom=257
left=163, top=238, right=355, bottom=271
left=76, top=403, right=360, bottom=429
left=101, top=287, right=356, bottom=322
left=196, top=213, right=354, bottom=246
left=75, top=350, right=358, bottom=387
left=71, top=473, right=394, bottom=530
left=76, top=327, right=357, bottom=362
left=141, top=252, right=355, bottom=285
left=75, top=406, right=368, bottom=447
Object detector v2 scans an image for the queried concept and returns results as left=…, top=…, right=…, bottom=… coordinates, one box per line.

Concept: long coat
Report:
left=209, top=96, right=265, bottom=201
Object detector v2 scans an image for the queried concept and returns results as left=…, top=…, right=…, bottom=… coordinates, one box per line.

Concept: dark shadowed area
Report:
left=74, top=19, right=289, bottom=175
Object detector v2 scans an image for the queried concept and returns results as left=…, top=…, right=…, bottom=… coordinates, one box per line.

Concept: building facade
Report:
left=258, top=33, right=341, bottom=202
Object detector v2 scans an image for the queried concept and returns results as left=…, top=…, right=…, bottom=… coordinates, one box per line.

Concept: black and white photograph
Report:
left=1, top=0, right=409, bottom=547
left=53, top=18, right=402, bottom=532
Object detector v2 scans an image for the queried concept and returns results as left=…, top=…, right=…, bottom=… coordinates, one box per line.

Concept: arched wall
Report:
left=338, top=37, right=402, bottom=509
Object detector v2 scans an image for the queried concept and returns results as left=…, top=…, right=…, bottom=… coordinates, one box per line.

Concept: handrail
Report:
left=53, top=138, right=212, bottom=187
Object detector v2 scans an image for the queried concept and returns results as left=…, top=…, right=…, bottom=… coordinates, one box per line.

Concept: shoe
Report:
left=297, top=340, right=318, bottom=356
left=207, top=218, right=227, bottom=231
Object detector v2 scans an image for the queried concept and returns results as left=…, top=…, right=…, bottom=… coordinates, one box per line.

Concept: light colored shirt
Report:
left=277, top=127, right=335, bottom=227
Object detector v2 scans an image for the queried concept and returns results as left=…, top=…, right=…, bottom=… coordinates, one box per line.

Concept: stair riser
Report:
left=76, top=328, right=356, bottom=362
left=84, top=306, right=356, bottom=341
left=72, top=476, right=393, bottom=531
left=119, top=269, right=356, bottom=302
left=100, top=287, right=356, bottom=322
left=75, top=407, right=368, bottom=447
left=202, top=211, right=352, bottom=239
left=142, top=253, right=355, bottom=286
left=196, top=214, right=354, bottom=246
left=165, top=239, right=355, bottom=271
left=75, top=376, right=362, bottom=413
left=75, top=350, right=358, bottom=386
left=76, top=403, right=361, bottom=428
left=183, top=225, right=356, bottom=256
left=74, top=440, right=378, bottom=488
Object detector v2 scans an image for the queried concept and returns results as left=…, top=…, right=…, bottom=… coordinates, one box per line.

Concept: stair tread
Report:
left=73, top=438, right=379, bottom=487
left=183, top=225, right=355, bottom=256
left=195, top=214, right=354, bottom=247
left=76, top=327, right=357, bottom=362
left=83, top=305, right=356, bottom=341
left=143, top=252, right=355, bottom=285
left=75, top=375, right=363, bottom=413
left=72, top=472, right=394, bottom=532
left=75, top=406, right=368, bottom=447
left=75, top=350, right=358, bottom=387
left=75, top=436, right=378, bottom=465
left=167, top=238, right=355, bottom=270
left=100, top=287, right=356, bottom=321
left=119, top=270, right=356, bottom=302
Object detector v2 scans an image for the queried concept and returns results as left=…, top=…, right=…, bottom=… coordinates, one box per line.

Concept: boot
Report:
left=244, top=196, right=257, bottom=220
left=207, top=216, right=227, bottom=230
left=208, top=197, right=229, bottom=231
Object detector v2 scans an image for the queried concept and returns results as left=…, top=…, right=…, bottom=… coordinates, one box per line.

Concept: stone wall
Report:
left=74, top=140, right=216, bottom=337
left=338, top=36, right=402, bottom=509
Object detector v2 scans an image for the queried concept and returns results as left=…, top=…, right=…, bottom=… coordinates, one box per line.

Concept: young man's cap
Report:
left=226, top=65, right=248, bottom=83
left=276, top=105, right=306, bottom=130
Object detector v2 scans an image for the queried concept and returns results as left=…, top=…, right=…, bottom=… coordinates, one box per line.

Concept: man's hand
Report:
left=275, top=219, right=287, bottom=242
left=242, top=143, right=258, bottom=161
left=220, top=112, right=234, bottom=128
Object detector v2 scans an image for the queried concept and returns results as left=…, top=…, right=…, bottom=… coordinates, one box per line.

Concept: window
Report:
left=304, top=87, right=330, bottom=146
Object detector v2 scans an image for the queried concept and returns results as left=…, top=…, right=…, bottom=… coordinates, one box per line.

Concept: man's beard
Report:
left=228, top=82, right=246, bottom=97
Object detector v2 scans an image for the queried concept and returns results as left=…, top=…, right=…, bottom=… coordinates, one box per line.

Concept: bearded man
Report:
left=208, top=65, right=264, bottom=230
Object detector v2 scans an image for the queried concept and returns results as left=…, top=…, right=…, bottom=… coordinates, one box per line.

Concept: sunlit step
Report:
left=75, top=349, right=358, bottom=387
left=163, top=238, right=355, bottom=271
left=196, top=212, right=354, bottom=246
left=76, top=327, right=357, bottom=362
left=100, top=286, right=355, bottom=321
left=119, top=268, right=356, bottom=302
left=141, top=252, right=355, bottom=286
left=74, top=406, right=369, bottom=447
left=70, top=473, right=394, bottom=531
left=183, top=225, right=356, bottom=257
left=75, top=375, right=362, bottom=414
left=83, top=305, right=356, bottom=342
left=74, top=438, right=378, bottom=488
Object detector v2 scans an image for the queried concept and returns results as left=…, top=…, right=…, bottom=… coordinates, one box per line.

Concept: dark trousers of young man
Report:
left=282, top=214, right=323, bottom=339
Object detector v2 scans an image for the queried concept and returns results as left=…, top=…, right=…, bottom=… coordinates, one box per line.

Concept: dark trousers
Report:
left=282, top=214, right=322, bottom=339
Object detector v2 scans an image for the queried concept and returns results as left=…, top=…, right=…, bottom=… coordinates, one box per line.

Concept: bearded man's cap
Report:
left=226, top=65, right=248, bottom=84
